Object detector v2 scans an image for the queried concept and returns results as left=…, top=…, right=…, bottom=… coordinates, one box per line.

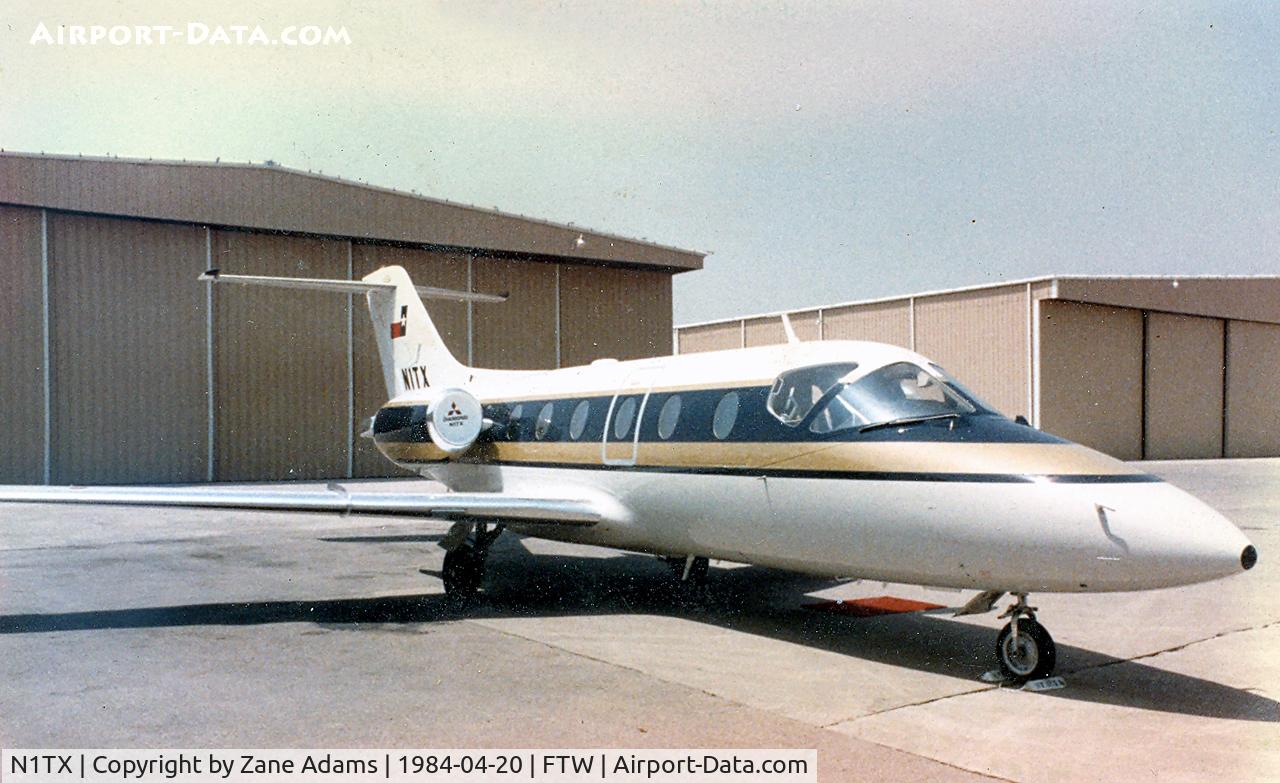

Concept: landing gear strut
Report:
left=441, top=523, right=503, bottom=603
left=995, top=593, right=1056, bottom=683
left=663, top=555, right=710, bottom=603
left=664, top=554, right=710, bottom=585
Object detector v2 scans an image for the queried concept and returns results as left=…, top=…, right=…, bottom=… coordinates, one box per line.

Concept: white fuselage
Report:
left=424, top=463, right=1250, bottom=593
left=380, top=339, right=1255, bottom=595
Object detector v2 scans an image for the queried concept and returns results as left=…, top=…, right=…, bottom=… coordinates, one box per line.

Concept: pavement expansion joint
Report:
left=837, top=733, right=1022, bottom=783
left=464, top=617, right=731, bottom=705
left=824, top=619, right=1280, bottom=728
left=467, top=617, right=1023, bottom=782
left=820, top=685, right=998, bottom=727
left=1063, top=617, right=1280, bottom=676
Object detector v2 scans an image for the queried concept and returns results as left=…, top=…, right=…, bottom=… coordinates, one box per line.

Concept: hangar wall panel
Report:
left=559, top=265, right=672, bottom=367
left=822, top=301, right=910, bottom=347
left=677, top=323, right=741, bottom=354
left=1038, top=301, right=1144, bottom=460
left=48, top=213, right=208, bottom=483
left=741, top=311, right=821, bottom=347
left=744, top=317, right=785, bottom=347
left=791, top=311, right=821, bottom=341
left=351, top=244, right=469, bottom=477
left=914, top=287, right=1028, bottom=419
left=1225, top=320, right=1280, bottom=457
left=213, top=231, right=348, bottom=481
left=0, top=206, right=47, bottom=482
left=472, top=257, right=557, bottom=370
left=1144, top=312, right=1224, bottom=460
left=1056, top=277, right=1280, bottom=327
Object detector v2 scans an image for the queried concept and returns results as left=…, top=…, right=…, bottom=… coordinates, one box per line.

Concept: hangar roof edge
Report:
left=679, top=274, right=1280, bottom=329
left=0, top=151, right=705, bottom=273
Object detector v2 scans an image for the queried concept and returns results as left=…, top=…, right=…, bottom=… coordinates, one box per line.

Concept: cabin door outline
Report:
left=601, top=368, right=659, bottom=466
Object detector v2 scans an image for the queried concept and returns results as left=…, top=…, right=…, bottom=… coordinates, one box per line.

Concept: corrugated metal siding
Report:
left=559, top=264, right=672, bottom=367
left=0, top=154, right=703, bottom=272
left=213, top=230, right=348, bottom=481
left=1037, top=301, right=1144, bottom=460
left=1144, top=312, right=1224, bottom=460
left=350, top=244, right=468, bottom=477
left=742, top=310, right=819, bottom=348
left=791, top=311, right=821, bottom=341
left=744, top=316, right=785, bottom=347
left=822, top=301, right=910, bottom=346
left=677, top=323, right=741, bottom=354
left=740, top=312, right=823, bottom=347
left=472, top=257, right=557, bottom=370
left=914, top=286, right=1028, bottom=418
left=48, top=213, right=208, bottom=483
left=0, top=206, right=46, bottom=482
left=1225, top=320, right=1280, bottom=457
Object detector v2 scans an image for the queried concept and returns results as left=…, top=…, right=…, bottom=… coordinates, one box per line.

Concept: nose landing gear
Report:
left=994, top=593, right=1056, bottom=683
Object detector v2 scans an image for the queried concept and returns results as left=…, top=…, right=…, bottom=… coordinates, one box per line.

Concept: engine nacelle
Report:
left=426, top=388, right=484, bottom=454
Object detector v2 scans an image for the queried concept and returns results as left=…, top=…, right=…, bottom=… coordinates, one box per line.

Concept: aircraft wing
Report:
left=0, top=484, right=604, bottom=526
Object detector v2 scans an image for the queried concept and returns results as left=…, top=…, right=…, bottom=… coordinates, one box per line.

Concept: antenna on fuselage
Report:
left=781, top=313, right=800, bottom=344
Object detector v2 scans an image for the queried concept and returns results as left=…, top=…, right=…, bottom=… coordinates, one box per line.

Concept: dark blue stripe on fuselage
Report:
left=373, top=385, right=1067, bottom=447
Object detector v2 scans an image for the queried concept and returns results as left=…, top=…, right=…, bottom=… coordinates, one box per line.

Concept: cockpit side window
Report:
left=927, top=363, right=998, bottom=414
left=808, top=361, right=978, bottom=434
left=766, top=362, right=859, bottom=427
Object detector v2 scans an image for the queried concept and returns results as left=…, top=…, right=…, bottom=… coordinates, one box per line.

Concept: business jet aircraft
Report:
left=0, top=266, right=1258, bottom=683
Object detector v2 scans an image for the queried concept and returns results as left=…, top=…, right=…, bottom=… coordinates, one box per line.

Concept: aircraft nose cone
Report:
left=1092, top=481, right=1257, bottom=588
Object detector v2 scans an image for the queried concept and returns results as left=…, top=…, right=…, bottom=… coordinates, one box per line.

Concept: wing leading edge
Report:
left=0, top=485, right=602, bottom=526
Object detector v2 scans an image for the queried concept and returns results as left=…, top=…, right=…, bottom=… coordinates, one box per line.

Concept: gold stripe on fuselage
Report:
left=377, top=439, right=1137, bottom=476
left=763, top=441, right=1139, bottom=475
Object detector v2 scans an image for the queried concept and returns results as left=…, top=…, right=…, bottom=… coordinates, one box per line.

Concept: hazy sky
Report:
left=3, top=1, right=1276, bottom=323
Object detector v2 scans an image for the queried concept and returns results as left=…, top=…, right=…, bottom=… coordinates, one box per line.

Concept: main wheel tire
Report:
left=995, top=618, right=1056, bottom=683
left=442, top=545, right=484, bottom=602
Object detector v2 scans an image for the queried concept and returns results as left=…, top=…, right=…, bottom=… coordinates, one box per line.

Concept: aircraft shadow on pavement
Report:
left=1, top=542, right=1274, bottom=724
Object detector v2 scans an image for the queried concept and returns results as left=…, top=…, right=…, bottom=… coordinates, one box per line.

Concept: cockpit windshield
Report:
left=766, top=362, right=859, bottom=426
left=768, top=361, right=985, bottom=435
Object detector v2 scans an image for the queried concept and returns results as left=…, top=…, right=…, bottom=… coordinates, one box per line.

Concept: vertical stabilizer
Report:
left=362, top=265, right=467, bottom=396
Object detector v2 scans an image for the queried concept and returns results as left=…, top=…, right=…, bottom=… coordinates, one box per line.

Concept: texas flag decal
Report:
left=390, top=305, right=408, bottom=339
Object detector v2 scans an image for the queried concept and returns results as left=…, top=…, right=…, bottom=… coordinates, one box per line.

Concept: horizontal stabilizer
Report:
left=200, top=269, right=508, bottom=304
left=0, top=484, right=601, bottom=525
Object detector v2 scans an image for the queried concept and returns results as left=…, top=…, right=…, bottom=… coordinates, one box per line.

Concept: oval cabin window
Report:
left=613, top=397, right=638, bottom=439
left=569, top=400, right=590, bottom=440
left=657, top=395, right=682, bottom=440
left=712, top=392, right=739, bottom=440
left=535, top=402, right=556, bottom=440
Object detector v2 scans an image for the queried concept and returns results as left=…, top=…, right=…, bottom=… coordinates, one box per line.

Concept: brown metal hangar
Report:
left=0, top=152, right=703, bottom=484
left=677, top=276, right=1280, bottom=461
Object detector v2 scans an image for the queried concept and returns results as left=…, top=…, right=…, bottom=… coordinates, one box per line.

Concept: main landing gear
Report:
left=994, top=593, right=1056, bottom=683
left=663, top=555, right=710, bottom=602
left=664, top=554, right=710, bottom=584
left=441, top=523, right=504, bottom=604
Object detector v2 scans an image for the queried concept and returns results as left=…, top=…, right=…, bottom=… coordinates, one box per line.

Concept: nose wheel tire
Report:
left=996, top=617, right=1056, bottom=683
